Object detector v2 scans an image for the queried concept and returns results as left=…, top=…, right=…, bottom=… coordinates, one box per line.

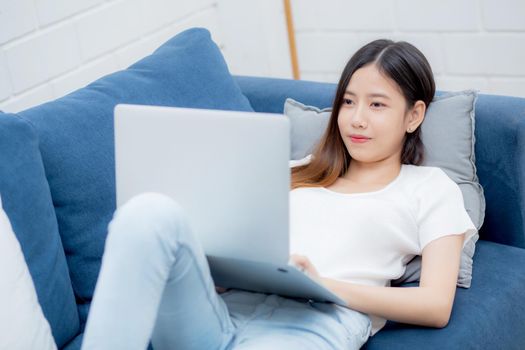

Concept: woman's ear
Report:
left=407, top=100, right=426, bottom=132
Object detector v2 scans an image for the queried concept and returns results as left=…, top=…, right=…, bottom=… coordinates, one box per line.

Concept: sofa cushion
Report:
left=363, top=240, right=525, bottom=349
left=0, top=113, right=78, bottom=347
left=18, top=27, right=253, bottom=328
left=474, top=94, right=525, bottom=248
left=285, top=98, right=332, bottom=160
left=61, top=334, right=82, bottom=350
left=283, top=93, right=484, bottom=288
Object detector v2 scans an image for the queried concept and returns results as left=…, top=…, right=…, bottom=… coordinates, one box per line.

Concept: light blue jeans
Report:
left=82, top=193, right=371, bottom=350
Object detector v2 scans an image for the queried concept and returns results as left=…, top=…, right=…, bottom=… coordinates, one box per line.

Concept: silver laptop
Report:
left=114, top=104, right=346, bottom=306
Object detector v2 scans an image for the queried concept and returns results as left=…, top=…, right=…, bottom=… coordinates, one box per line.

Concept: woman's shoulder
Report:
left=402, top=164, right=447, bottom=179
left=401, top=164, right=458, bottom=193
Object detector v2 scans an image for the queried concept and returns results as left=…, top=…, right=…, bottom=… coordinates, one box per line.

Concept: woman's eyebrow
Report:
left=344, top=90, right=391, bottom=99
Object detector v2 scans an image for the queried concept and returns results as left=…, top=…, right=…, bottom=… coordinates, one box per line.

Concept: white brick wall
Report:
left=396, top=0, right=480, bottom=32
left=1, top=0, right=524, bottom=113
left=34, top=0, right=105, bottom=27
left=0, top=0, right=38, bottom=44
left=482, top=0, right=525, bottom=31
left=0, top=51, right=12, bottom=101
left=217, top=0, right=291, bottom=78
left=0, top=0, right=222, bottom=112
left=5, top=22, right=81, bottom=94
left=292, top=0, right=525, bottom=97
left=75, top=0, right=146, bottom=62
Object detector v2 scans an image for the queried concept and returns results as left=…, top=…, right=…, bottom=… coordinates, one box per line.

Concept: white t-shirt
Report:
left=289, top=155, right=477, bottom=335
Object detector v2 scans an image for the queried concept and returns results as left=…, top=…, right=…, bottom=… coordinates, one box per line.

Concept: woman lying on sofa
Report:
left=81, top=39, right=476, bottom=349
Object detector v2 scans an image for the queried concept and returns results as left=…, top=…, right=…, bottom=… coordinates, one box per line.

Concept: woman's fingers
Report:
left=289, top=254, right=307, bottom=269
left=289, top=254, right=320, bottom=278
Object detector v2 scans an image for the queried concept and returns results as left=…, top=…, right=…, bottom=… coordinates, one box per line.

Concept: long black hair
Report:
left=292, top=39, right=436, bottom=189
left=335, top=39, right=435, bottom=165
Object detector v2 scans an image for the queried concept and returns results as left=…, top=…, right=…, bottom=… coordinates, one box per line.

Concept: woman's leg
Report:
left=223, top=293, right=371, bottom=350
left=81, top=193, right=235, bottom=350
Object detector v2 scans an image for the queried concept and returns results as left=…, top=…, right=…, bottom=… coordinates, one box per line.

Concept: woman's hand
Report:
left=289, top=254, right=321, bottom=280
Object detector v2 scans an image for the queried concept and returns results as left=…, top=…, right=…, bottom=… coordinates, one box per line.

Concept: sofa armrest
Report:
left=474, top=94, right=525, bottom=248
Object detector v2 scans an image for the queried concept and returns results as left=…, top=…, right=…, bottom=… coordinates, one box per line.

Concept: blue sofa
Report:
left=1, top=28, right=525, bottom=349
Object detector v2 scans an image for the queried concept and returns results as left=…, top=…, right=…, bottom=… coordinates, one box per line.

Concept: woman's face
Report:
left=337, top=63, right=423, bottom=166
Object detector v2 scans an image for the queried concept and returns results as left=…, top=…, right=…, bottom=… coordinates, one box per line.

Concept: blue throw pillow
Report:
left=0, top=113, right=79, bottom=347
left=18, top=28, right=253, bottom=328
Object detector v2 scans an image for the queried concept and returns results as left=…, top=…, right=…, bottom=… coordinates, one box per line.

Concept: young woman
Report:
left=82, top=39, right=476, bottom=350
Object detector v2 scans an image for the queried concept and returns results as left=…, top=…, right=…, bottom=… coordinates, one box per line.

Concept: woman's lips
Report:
left=349, top=135, right=371, bottom=143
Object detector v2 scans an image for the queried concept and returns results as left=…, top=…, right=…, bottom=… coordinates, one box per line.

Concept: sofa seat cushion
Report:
left=363, top=240, right=525, bottom=350
left=0, top=113, right=78, bottom=347
left=18, top=28, right=253, bottom=328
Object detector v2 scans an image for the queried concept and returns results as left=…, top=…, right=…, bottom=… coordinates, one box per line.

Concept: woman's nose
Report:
left=350, top=106, right=367, bottom=128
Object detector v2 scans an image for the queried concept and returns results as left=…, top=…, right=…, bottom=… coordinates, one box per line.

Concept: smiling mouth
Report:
left=349, top=135, right=371, bottom=143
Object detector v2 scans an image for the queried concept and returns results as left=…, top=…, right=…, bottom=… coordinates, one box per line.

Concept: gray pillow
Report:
left=285, top=92, right=485, bottom=288
left=286, top=98, right=332, bottom=160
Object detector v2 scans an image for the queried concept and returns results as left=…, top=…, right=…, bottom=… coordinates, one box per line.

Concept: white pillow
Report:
left=0, top=196, right=57, bottom=350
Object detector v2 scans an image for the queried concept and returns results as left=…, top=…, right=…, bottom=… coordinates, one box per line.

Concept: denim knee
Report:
left=107, top=192, right=190, bottom=250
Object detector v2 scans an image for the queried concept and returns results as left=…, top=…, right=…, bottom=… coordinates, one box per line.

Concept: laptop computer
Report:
left=114, top=104, right=346, bottom=306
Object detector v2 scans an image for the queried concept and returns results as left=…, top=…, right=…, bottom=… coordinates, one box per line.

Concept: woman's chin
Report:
left=347, top=153, right=374, bottom=163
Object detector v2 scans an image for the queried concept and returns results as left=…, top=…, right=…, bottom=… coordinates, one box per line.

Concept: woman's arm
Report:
left=292, top=233, right=465, bottom=328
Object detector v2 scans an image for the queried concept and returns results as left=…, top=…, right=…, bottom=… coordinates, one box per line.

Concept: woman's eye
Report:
left=343, top=98, right=353, bottom=105
left=371, top=102, right=385, bottom=108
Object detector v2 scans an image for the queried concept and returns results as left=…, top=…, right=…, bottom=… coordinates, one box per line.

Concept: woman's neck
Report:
left=342, top=159, right=402, bottom=186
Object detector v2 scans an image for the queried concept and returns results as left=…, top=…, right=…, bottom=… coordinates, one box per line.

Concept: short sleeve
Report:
left=289, top=154, right=313, bottom=168
left=415, top=168, right=477, bottom=251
